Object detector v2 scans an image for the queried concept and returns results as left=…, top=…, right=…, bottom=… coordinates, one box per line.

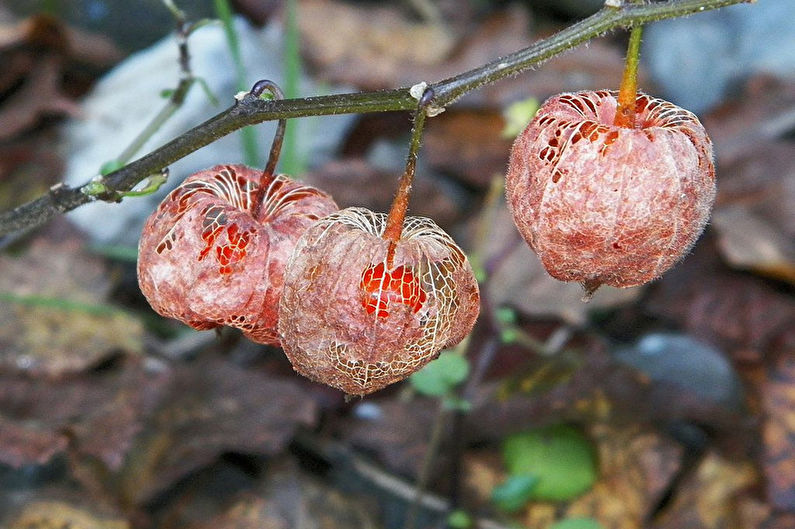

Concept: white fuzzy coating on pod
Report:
left=506, top=90, right=715, bottom=289
left=278, top=207, right=480, bottom=395
left=137, top=164, right=338, bottom=344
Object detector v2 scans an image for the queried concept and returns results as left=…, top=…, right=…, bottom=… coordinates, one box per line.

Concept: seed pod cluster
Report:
left=506, top=90, right=715, bottom=290
left=137, top=164, right=337, bottom=345
left=278, top=207, right=480, bottom=395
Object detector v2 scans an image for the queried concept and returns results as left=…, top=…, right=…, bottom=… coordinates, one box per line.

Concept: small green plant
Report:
left=550, top=518, right=605, bottom=529
left=492, top=424, right=597, bottom=511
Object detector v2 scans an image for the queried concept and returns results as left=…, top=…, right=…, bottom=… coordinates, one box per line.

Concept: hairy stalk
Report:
left=382, top=88, right=433, bottom=248
left=0, top=0, right=752, bottom=238
left=615, top=23, right=644, bottom=128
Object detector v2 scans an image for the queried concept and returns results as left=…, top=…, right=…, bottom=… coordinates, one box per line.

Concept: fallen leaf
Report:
left=6, top=501, right=128, bottom=529
left=0, top=357, right=169, bottom=469
left=423, top=109, right=513, bottom=188
left=0, top=54, right=80, bottom=140
left=298, top=0, right=458, bottom=90
left=182, top=460, right=378, bottom=529
left=712, top=142, right=795, bottom=284
left=645, top=236, right=795, bottom=363
left=761, top=353, right=795, bottom=511
left=115, top=358, right=318, bottom=505
left=303, top=157, right=461, bottom=229
left=703, top=76, right=795, bottom=163
left=650, top=452, right=759, bottom=529
left=563, top=425, right=683, bottom=529
left=342, top=397, right=440, bottom=480
left=0, top=223, right=144, bottom=377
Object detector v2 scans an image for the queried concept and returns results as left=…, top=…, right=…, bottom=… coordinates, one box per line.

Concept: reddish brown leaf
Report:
left=646, top=236, right=795, bottom=362
left=650, top=452, right=759, bottom=529
left=5, top=500, right=128, bottom=529
left=0, top=358, right=169, bottom=469
left=761, top=353, right=795, bottom=511
left=713, top=142, right=795, bottom=284
left=303, top=157, right=461, bottom=229
left=0, top=54, right=80, bottom=140
left=116, top=359, right=318, bottom=505
left=564, top=425, right=683, bottom=529
left=0, top=223, right=144, bottom=377
left=423, top=109, right=512, bottom=188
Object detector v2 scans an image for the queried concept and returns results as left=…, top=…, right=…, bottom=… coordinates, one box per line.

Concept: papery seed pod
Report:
left=137, top=164, right=338, bottom=344
left=506, top=90, right=715, bottom=290
left=278, top=207, right=480, bottom=395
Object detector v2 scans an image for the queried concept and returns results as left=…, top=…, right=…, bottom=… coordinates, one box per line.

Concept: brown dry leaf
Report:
left=298, top=0, right=457, bottom=90
left=480, top=196, right=640, bottom=325
left=703, top=76, right=795, bottom=162
left=0, top=14, right=120, bottom=141
left=0, top=415, right=68, bottom=468
left=761, top=353, right=795, bottom=511
left=645, top=237, right=795, bottom=363
left=303, top=157, right=461, bottom=229
left=7, top=501, right=128, bottom=529
left=562, top=424, right=683, bottom=529
left=0, top=357, right=169, bottom=469
left=712, top=142, right=795, bottom=284
left=116, top=358, right=318, bottom=505
left=0, top=225, right=144, bottom=377
left=342, top=398, right=440, bottom=480
left=179, top=460, right=378, bottom=529
left=0, top=54, right=80, bottom=140
left=650, top=452, right=759, bottom=529
left=423, top=109, right=512, bottom=188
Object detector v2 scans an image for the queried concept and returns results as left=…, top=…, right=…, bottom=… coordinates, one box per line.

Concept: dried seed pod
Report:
left=278, top=207, right=480, bottom=395
left=506, top=90, right=715, bottom=290
left=137, top=164, right=338, bottom=344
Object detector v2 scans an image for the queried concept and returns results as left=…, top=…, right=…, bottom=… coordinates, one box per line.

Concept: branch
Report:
left=0, top=0, right=752, bottom=238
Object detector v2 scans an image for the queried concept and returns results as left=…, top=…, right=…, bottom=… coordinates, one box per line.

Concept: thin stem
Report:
left=382, top=88, right=434, bottom=247
left=615, top=23, right=644, bottom=128
left=0, top=0, right=752, bottom=238
left=404, top=400, right=448, bottom=529
left=215, top=0, right=260, bottom=166
left=116, top=15, right=194, bottom=165
left=249, top=80, right=287, bottom=219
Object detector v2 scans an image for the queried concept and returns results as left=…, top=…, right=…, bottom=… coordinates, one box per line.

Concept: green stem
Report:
left=0, top=0, right=752, bottom=238
left=281, top=0, right=303, bottom=176
left=615, top=24, right=644, bottom=128
left=214, top=0, right=260, bottom=166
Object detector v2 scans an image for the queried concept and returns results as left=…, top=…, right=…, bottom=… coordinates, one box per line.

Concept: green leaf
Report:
left=446, top=510, right=473, bottom=529
left=549, top=518, right=604, bottom=529
left=501, top=97, right=539, bottom=138
left=491, top=474, right=538, bottom=512
left=410, top=351, right=469, bottom=397
left=503, top=425, right=597, bottom=501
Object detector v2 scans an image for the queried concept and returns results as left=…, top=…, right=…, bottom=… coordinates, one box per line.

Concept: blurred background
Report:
left=0, top=0, right=793, bottom=528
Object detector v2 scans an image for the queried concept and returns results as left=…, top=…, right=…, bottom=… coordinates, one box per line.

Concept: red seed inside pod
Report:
left=277, top=207, right=480, bottom=396
left=137, top=164, right=338, bottom=344
left=506, top=90, right=715, bottom=290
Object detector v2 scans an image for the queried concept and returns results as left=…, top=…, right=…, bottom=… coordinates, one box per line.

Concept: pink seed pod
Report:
left=278, top=207, right=480, bottom=395
left=137, top=164, right=338, bottom=344
left=506, top=90, right=715, bottom=290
